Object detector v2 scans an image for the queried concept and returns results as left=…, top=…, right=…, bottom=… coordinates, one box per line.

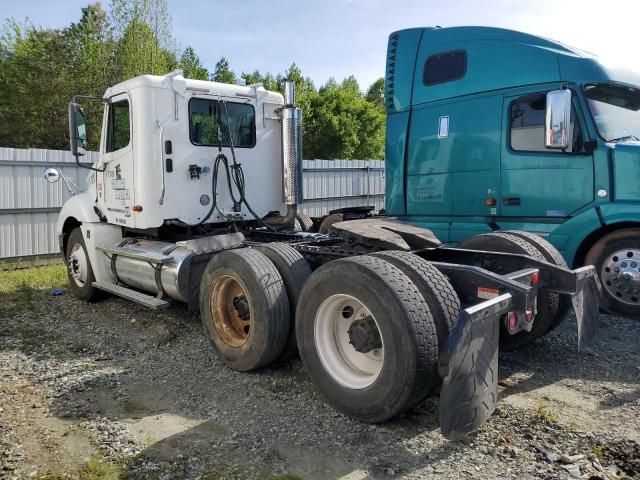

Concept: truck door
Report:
left=100, top=93, right=134, bottom=227
left=500, top=89, right=594, bottom=219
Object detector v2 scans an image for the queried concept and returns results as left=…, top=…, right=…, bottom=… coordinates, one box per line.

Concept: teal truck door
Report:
left=500, top=89, right=594, bottom=219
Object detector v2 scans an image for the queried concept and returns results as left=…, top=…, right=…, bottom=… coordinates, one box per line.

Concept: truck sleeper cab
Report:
left=385, top=26, right=640, bottom=318
left=50, top=66, right=600, bottom=439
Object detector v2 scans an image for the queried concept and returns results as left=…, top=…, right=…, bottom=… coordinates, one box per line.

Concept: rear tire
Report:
left=318, top=213, right=344, bottom=234
left=372, top=251, right=460, bottom=348
left=505, top=230, right=571, bottom=333
left=585, top=228, right=640, bottom=319
left=65, top=227, right=104, bottom=302
left=296, top=255, right=439, bottom=422
left=199, top=248, right=290, bottom=371
left=253, top=243, right=312, bottom=360
left=294, top=213, right=314, bottom=232
left=458, top=232, right=559, bottom=351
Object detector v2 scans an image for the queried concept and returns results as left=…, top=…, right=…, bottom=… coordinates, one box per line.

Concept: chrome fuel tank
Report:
left=104, top=239, right=193, bottom=302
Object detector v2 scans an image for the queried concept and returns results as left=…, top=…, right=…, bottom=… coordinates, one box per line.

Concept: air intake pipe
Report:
left=264, top=80, right=303, bottom=227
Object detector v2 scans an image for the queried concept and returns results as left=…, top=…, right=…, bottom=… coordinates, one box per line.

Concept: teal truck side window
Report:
left=510, top=92, right=582, bottom=153
left=423, top=50, right=467, bottom=86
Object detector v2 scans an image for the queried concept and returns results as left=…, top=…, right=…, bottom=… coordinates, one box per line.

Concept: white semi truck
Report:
left=45, top=70, right=601, bottom=438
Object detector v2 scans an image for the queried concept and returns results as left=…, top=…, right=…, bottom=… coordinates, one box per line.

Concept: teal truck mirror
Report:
left=68, top=102, right=87, bottom=157
left=545, top=89, right=572, bottom=149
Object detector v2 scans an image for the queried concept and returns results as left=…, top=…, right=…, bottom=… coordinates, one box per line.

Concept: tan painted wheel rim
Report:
left=210, top=274, right=252, bottom=348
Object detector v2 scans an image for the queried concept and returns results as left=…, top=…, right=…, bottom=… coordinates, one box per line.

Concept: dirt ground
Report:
left=1, top=281, right=639, bottom=479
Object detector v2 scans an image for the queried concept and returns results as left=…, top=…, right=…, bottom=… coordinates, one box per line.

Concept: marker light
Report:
left=531, top=271, right=539, bottom=286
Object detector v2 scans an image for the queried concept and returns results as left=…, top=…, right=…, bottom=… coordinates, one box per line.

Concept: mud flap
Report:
left=438, top=294, right=512, bottom=440
left=570, top=267, right=601, bottom=351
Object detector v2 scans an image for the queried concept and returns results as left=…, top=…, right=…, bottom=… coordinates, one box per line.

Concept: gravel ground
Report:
left=1, top=285, right=639, bottom=479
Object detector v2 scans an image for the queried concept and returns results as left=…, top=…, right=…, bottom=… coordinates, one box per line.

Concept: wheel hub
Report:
left=602, top=249, right=640, bottom=306
left=314, top=294, right=384, bottom=389
left=68, top=243, right=88, bottom=287
left=348, top=316, right=382, bottom=353
left=210, top=275, right=252, bottom=347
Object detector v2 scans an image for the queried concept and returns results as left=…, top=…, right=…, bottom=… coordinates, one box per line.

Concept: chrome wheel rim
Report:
left=68, top=243, right=88, bottom=287
left=314, top=294, right=384, bottom=389
left=601, top=248, right=640, bottom=306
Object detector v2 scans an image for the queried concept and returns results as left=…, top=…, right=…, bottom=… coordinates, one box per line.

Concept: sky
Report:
left=1, top=0, right=639, bottom=91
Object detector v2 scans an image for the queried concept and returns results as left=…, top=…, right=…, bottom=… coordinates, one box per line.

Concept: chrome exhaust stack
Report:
left=265, top=80, right=302, bottom=227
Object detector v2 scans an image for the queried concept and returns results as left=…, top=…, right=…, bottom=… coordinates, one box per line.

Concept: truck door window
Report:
left=423, top=50, right=467, bottom=86
left=106, top=99, right=130, bottom=153
left=510, top=92, right=582, bottom=153
left=189, top=99, right=256, bottom=148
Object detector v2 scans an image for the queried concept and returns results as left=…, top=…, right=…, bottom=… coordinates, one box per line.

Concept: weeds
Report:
left=535, top=403, right=558, bottom=424
left=78, top=455, right=124, bottom=480
left=0, top=263, right=67, bottom=294
left=592, top=444, right=605, bottom=462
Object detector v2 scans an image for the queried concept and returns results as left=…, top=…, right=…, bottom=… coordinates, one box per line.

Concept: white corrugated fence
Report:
left=0, top=148, right=385, bottom=261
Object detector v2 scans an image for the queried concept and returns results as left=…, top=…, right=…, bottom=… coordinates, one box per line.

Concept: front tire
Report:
left=65, top=227, right=104, bottom=302
left=296, top=255, right=439, bottom=422
left=585, top=228, right=640, bottom=319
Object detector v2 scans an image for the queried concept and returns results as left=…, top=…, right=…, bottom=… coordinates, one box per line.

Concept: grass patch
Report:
left=534, top=403, right=558, bottom=424
left=79, top=455, right=124, bottom=480
left=592, top=444, right=605, bottom=462
left=0, top=264, right=67, bottom=294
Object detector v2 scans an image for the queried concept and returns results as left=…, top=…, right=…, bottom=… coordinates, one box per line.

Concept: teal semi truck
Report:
left=384, top=26, right=640, bottom=319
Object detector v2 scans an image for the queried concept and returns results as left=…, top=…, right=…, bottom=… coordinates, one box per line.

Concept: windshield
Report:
left=584, top=83, right=640, bottom=142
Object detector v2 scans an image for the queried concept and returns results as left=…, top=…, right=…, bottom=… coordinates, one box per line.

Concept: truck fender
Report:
left=56, top=191, right=102, bottom=255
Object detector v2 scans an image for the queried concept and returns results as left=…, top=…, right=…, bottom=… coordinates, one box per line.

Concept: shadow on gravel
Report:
left=497, top=313, right=640, bottom=401
left=28, top=291, right=640, bottom=479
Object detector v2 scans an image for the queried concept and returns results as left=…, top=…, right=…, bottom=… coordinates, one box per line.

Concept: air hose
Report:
left=197, top=98, right=273, bottom=230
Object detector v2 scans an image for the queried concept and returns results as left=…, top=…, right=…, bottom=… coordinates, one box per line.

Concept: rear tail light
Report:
left=531, top=271, right=539, bottom=286
left=507, top=312, right=518, bottom=331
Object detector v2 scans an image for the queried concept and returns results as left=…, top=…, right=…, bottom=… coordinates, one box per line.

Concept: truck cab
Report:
left=385, top=26, right=640, bottom=317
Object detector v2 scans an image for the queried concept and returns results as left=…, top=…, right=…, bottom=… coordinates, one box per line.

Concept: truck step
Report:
left=93, top=281, right=169, bottom=310
left=96, top=246, right=174, bottom=264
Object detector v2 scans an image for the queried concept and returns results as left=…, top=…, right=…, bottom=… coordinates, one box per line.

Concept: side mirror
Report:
left=43, top=167, right=60, bottom=183
left=545, top=90, right=572, bottom=149
left=68, top=102, right=87, bottom=157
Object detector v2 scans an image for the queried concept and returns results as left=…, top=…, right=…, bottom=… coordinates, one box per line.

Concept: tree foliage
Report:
left=0, top=1, right=386, bottom=159
left=179, top=46, right=207, bottom=80
left=211, top=56, right=235, bottom=84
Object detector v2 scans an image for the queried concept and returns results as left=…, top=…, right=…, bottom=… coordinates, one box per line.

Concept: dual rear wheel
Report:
left=200, top=247, right=461, bottom=422
left=296, top=254, right=459, bottom=421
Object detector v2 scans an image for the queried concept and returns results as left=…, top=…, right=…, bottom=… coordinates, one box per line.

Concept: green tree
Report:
left=241, top=69, right=280, bottom=91
left=110, top=0, right=177, bottom=80
left=341, top=75, right=360, bottom=93
left=304, top=79, right=385, bottom=160
left=211, top=56, right=235, bottom=84
left=67, top=3, right=116, bottom=149
left=365, top=77, right=385, bottom=108
left=179, top=46, right=208, bottom=80
left=0, top=20, right=74, bottom=149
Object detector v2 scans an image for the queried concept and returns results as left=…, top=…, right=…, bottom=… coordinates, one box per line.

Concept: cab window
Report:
left=510, top=92, right=582, bottom=153
left=189, top=99, right=256, bottom=148
left=106, top=99, right=130, bottom=153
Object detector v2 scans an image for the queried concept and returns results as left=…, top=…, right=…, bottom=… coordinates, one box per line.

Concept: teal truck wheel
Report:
left=585, top=229, right=640, bottom=319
